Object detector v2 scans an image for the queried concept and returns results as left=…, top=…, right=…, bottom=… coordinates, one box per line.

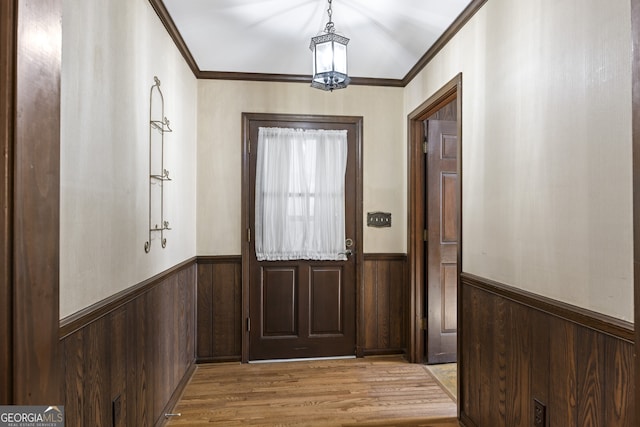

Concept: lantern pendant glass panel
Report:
left=333, top=42, right=347, bottom=74
left=316, top=41, right=333, bottom=73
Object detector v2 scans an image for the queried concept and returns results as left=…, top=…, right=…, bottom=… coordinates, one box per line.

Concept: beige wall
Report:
left=60, top=0, right=198, bottom=318
left=404, top=0, right=633, bottom=321
left=60, top=0, right=633, bottom=322
left=197, top=80, right=404, bottom=256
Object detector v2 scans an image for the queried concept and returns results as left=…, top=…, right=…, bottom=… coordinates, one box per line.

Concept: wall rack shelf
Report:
left=144, top=76, right=173, bottom=253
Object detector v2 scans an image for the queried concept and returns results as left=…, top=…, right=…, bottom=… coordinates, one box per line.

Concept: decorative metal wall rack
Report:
left=144, top=76, right=172, bottom=253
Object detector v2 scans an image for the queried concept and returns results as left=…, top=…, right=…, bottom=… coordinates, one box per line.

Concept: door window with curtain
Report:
left=255, top=126, right=347, bottom=261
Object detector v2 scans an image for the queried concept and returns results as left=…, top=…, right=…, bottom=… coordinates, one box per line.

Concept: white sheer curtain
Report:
left=255, top=127, right=347, bottom=261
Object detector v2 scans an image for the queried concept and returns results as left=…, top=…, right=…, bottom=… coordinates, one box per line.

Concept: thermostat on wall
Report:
left=367, top=212, right=391, bottom=227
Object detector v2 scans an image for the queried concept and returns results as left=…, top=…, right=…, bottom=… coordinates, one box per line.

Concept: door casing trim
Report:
left=241, top=112, right=364, bottom=363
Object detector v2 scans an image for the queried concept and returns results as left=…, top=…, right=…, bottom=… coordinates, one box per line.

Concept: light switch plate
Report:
left=367, top=212, right=391, bottom=227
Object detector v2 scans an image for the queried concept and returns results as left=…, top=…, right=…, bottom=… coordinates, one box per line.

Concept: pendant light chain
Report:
left=325, top=0, right=335, bottom=33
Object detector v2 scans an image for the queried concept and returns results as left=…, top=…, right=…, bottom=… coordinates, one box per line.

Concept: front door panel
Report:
left=309, top=266, right=344, bottom=336
left=247, top=117, right=358, bottom=361
left=261, top=267, right=297, bottom=337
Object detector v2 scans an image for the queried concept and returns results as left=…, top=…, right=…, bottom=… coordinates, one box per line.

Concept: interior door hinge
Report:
left=248, top=139, right=251, bottom=154
left=247, top=228, right=251, bottom=243
left=246, top=317, right=251, bottom=332
left=423, top=140, right=428, bottom=154
left=423, top=229, right=428, bottom=241
left=421, top=318, right=427, bottom=330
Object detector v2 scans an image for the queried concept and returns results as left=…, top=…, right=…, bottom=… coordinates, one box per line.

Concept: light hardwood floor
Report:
left=167, top=356, right=458, bottom=426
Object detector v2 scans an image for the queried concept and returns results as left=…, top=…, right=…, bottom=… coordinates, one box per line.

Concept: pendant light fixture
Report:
left=309, top=0, right=350, bottom=91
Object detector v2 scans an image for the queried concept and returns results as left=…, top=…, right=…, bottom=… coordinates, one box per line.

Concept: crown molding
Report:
left=150, top=0, right=487, bottom=88
left=148, top=0, right=200, bottom=76
left=196, top=70, right=404, bottom=87
left=401, top=0, right=488, bottom=85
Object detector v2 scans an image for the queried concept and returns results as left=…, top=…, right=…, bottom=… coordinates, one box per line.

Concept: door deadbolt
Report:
left=345, top=238, right=353, bottom=248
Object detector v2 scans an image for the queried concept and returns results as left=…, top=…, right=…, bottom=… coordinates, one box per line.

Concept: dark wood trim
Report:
left=408, top=83, right=459, bottom=122
left=198, top=71, right=404, bottom=87
left=347, top=77, right=404, bottom=87
left=241, top=112, right=364, bottom=363
left=402, top=0, right=487, bottom=85
left=363, top=253, right=407, bottom=261
left=361, top=349, right=405, bottom=357
left=242, top=113, right=366, bottom=126
left=13, top=0, right=61, bottom=404
left=632, top=0, right=640, bottom=422
left=462, top=272, right=634, bottom=343
left=59, top=257, right=197, bottom=339
left=197, top=255, right=242, bottom=264
left=241, top=115, right=251, bottom=364
left=459, top=413, right=477, bottom=427
left=0, top=0, right=15, bottom=405
left=455, top=77, right=463, bottom=421
left=196, top=356, right=242, bottom=364
left=154, top=363, right=196, bottom=427
left=407, top=74, right=462, bottom=364
left=198, top=71, right=311, bottom=83
left=147, top=0, right=200, bottom=76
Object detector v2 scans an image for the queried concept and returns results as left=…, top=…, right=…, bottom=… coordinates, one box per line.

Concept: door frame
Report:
left=241, top=112, right=364, bottom=363
left=407, top=74, right=462, bottom=365
left=0, top=0, right=16, bottom=403
left=632, top=0, right=640, bottom=423
left=1, top=0, right=61, bottom=404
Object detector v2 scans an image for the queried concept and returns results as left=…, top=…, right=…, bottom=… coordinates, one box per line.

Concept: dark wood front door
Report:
left=425, top=112, right=458, bottom=364
left=245, top=114, right=359, bottom=361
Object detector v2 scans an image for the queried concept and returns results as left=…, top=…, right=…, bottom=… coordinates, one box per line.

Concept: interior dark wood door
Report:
left=425, top=117, right=458, bottom=364
left=247, top=116, right=357, bottom=361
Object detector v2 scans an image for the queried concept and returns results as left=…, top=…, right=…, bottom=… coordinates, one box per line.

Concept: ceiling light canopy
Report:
left=309, top=0, right=350, bottom=91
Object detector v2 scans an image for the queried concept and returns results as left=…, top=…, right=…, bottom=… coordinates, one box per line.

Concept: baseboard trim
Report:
left=154, top=361, right=196, bottom=427
left=459, top=413, right=477, bottom=427
left=59, top=256, right=197, bottom=339
left=196, top=356, right=242, bottom=364
left=362, top=349, right=406, bottom=357
left=461, top=272, right=634, bottom=343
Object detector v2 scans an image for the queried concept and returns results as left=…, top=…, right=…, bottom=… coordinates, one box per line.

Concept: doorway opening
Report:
left=408, top=74, right=462, bottom=374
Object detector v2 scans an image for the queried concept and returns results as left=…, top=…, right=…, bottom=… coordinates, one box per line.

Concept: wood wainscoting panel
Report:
left=363, top=254, right=407, bottom=355
left=60, top=261, right=197, bottom=427
left=196, top=256, right=242, bottom=362
left=460, top=273, right=635, bottom=427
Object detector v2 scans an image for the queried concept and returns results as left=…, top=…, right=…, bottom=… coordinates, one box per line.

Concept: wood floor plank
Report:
left=167, top=356, right=458, bottom=426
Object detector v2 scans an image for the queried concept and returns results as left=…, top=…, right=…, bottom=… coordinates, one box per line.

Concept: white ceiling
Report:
left=162, top=0, right=473, bottom=81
